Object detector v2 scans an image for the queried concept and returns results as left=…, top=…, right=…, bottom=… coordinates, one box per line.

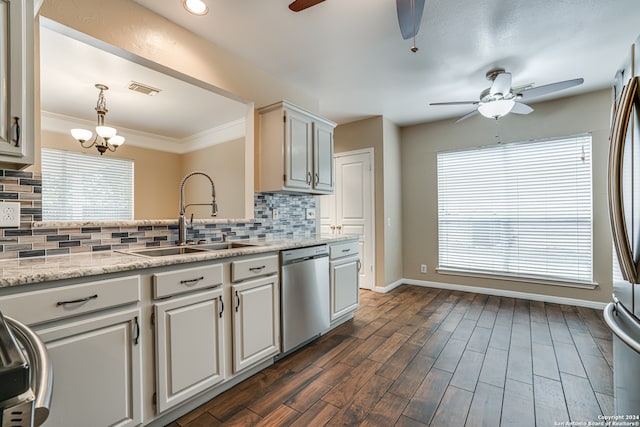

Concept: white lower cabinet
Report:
left=232, top=275, right=280, bottom=373
left=154, top=287, right=225, bottom=413
left=39, top=308, right=143, bottom=427
left=329, top=241, right=360, bottom=321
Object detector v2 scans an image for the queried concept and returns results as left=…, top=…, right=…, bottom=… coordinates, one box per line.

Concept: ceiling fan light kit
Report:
left=430, top=68, right=584, bottom=123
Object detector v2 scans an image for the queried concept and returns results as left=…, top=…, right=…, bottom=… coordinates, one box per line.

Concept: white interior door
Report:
left=320, top=149, right=374, bottom=290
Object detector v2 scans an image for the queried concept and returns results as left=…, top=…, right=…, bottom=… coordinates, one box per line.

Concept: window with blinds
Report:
left=437, top=134, right=592, bottom=284
left=41, top=148, right=134, bottom=221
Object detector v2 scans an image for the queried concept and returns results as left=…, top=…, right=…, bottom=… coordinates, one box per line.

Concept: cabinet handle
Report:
left=180, top=276, right=204, bottom=286
left=342, top=248, right=351, bottom=253
left=249, top=265, right=266, bottom=273
left=235, top=291, right=240, bottom=312
left=315, top=172, right=319, bottom=185
left=330, top=225, right=336, bottom=231
left=219, top=296, right=224, bottom=318
left=336, top=225, right=342, bottom=232
left=12, top=117, right=20, bottom=146
left=307, top=171, right=312, bottom=185
left=133, top=316, right=140, bottom=345
left=56, top=294, right=98, bottom=306
left=357, top=259, right=362, bottom=272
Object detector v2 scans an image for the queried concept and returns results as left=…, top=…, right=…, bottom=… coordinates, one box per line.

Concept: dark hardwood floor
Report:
left=168, top=285, right=614, bottom=426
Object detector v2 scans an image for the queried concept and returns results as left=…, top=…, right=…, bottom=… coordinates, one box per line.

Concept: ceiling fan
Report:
left=430, top=68, right=584, bottom=123
left=288, top=0, right=425, bottom=50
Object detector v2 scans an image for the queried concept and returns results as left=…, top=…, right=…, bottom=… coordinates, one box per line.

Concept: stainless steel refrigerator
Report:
left=605, top=33, right=640, bottom=414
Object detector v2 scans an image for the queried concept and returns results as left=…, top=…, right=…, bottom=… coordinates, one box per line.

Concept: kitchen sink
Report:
left=123, top=246, right=210, bottom=257
left=121, top=241, right=261, bottom=257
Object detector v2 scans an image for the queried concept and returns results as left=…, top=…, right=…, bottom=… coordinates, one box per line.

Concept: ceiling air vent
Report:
left=128, top=81, right=161, bottom=96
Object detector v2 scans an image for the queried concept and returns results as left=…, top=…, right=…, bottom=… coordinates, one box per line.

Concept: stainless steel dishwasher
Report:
left=279, top=245, right=330, bottom=358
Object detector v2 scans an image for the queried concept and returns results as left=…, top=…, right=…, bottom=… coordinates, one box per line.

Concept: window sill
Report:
left=436, top=268, right=598, bottom=290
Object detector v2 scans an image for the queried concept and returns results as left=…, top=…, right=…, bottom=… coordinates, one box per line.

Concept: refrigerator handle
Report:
left=604, top=299, right=640, bottom=354
left=608, top=76, right=639, bottom=283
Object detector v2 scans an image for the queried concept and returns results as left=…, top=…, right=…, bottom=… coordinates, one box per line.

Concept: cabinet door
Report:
left=330, top=258, right=360, bottom=321
left=284, top=108, right=313, bottom=191
left=0, top=0, right=34, bottom=163
left=313, top=121, right=334, bottom=193
left=232, top=275, right=280, bottom=373
left=154, top=288, right=225, bottom=413
left=38, top=309, right=142, bottom=427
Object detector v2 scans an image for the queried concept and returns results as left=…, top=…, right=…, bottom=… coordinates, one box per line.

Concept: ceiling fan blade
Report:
left=510, top=102, right=534, bottom=115
left=288, top=0, right=325, bottom=12
left=518, top=78, right=584, bottom=100
left=455, top=109, right=479, bottom=123
left=490, top=72, right=512, bottom=96
left=396, top=0, right=426, bottom=40
left=430, top=101, right=479, bottom=106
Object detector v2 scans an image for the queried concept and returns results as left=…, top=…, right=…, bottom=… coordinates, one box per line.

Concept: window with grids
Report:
left=436, top=135, right=592, bottom=284
left=41, top=148, right=134, bottom=221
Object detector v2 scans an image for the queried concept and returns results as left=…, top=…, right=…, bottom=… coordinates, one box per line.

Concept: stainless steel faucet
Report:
left=178, top=171, right=218, bottom=246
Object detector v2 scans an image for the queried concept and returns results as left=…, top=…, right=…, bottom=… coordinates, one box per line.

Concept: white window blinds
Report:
left=41, top=148, right=134, bottom=221
left=437, top=135, right=592, bottom=284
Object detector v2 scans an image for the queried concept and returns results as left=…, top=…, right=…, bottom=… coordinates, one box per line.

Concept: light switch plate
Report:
left=0, top=202, right=20, bottom=227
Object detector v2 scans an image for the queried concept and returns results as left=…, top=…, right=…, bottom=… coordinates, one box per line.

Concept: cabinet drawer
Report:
left=0, top=275, right=140, bottom=326
left=153, top=264, right=223, bottom=299
left=330, top=241, right=359, bottom=260
left=231, top=255, right=278, bottom=282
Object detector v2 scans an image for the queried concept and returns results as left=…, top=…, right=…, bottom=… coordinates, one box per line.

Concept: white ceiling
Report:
left=39, top=25, right=247, bottom=141
left=131, top=0, right=640, bottom=126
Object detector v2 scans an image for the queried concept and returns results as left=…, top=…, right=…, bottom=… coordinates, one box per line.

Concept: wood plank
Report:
left=507, top=344, right=533, bottom=385
left=369, top=331, right=411, bottom=364
left=501, top=379, right=535, bottom=427
left=433, top=338, right=467, bottom=373
left=402, top=368, right=452, bottom=425
left=465, top=382, right=503, bottom=427
left=430, top=386, right=473, bottom=426
left=533, top=375, right=569, bottom=426
left=463, top=294, right=488, bottom=321
left=476, top=307, right=497, bottom=329
left=376, top=341, right=421, bottom=380
left=314, top=361, right=351, bottom=387
left=571, top=330, right=605, bottom=357
left=220, top=408, right=262, bottom=427
left=563, top=308, right=588, bottom=332
left=495, top=297, right=515, bottom=325
left=417, top=328, right=452, bottom=359
left=351, top=317, right=391, bottom=340
left=341, top=334, right=385, bottom=367
left=595, top=337, right=614, bottom=368
left=529, top=300, right=548, bottom=324
left=289, top=400, right=340, bottom=427
left=488, top=324, right=511, bottom=350
left=248, top=365, right=323, bottom=417
left=451, top=318, right=479, bottom=342
left=545, top=303, right=565, bottom=323
left=554, top=341, right=587, bottom=378
left=178, top=412, right=222, bottom=427
left=321, top=358, right=382, bottom=408
left=202, top=372, right=272, bottom=420
left=360, top=392, right=408, bottom=427
left=256, top=404, right=300, bottom=427
left=532, top=343, right=560, bottom=380
left=513, top=298, right=531, bottom=325
left=284, top=380, right=332, bottom=413
left=595, top=392, right=614, bottom=416
left=387, top=353, right=436, bottom=399
left=510, top=320, right=531, bottom=348
left=530, top=320, right=553, bottom=345
left=561, top=372, right=603, bottom=422
left=310, top=335, right=360, bottom=369
left=549, top=320, right=574, bottom=344
left=395, top=415, right=429, bottom=427
left=478, top=347, right=508, bottom=388
left=577, top=306, right=612, bottom=340
left=450, top=349, right=485, bottom=392
left=325, top=374, right=392, bottom=425
left=466, top=326, right=492, bottom=353
left=580, top=354, right=614, bottom=395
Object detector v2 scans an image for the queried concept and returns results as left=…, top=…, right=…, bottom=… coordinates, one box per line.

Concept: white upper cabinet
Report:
left=0, top=0, right=34, bottom=167
left=258, top=100, right=336, bottom=194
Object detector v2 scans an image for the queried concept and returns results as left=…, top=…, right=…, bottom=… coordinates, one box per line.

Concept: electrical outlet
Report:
left=0, top=202, right=20, bottom=227
left=420, top=264, right=427, bottom=274
left=305, top=208, right=316, bottom=220
left=272, top=208, right=279, bottom=220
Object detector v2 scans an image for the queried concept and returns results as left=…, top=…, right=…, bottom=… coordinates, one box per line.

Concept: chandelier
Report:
left=70, top=84, right=125, bottom=155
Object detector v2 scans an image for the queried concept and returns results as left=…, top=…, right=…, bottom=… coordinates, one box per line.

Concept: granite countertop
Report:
left=0, top=236, right=357, bottom=288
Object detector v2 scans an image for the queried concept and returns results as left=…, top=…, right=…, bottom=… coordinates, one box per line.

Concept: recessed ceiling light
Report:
left=182, top=0, right=208, bottom=15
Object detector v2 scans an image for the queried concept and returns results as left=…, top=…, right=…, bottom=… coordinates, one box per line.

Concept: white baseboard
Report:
left=376, top=278, right=607, bottom=310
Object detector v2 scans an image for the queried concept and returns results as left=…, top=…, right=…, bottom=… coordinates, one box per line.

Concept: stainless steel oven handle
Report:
left=5, top=316, right=53, bottom=427
left=603, top=300, right=640, bottom=355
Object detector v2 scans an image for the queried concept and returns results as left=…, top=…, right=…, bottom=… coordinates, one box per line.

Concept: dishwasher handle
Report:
left=603, top=298, right=640, bottom=354
left=282, top=253, right=328, bottom=266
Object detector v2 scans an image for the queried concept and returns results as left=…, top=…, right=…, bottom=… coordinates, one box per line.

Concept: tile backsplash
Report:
left=0, top=169, right=317, bottom=259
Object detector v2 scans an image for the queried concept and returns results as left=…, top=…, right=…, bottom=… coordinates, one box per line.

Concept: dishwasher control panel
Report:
left=281, top=245, right=328, bottom=264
